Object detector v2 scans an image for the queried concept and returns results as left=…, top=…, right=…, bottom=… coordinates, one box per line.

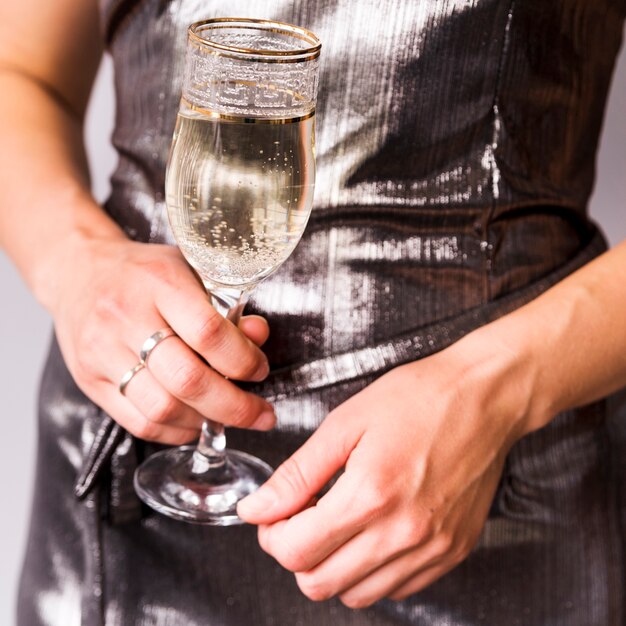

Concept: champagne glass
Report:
left=134, top=18, right=321, bottom=525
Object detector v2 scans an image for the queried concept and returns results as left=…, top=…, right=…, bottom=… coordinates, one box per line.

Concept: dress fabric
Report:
left=17, top=1, right=626, bottom=624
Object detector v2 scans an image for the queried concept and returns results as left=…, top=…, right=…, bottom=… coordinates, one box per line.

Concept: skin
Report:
left=238, top=244, right=626, bottom=606
left=0, top=1, right=276, bottom=446
left=2, top=0, right=626, bottom=611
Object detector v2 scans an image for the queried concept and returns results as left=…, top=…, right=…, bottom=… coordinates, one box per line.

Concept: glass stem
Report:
left=193, top=287, right=251, bottom=470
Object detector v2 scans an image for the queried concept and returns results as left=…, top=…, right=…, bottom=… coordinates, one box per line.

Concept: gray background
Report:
left=1, top=39, right=625, bottom=622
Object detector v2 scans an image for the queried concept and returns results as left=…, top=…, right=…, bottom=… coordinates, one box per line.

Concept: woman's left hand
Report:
left=238, top=329, right=538, bottom=607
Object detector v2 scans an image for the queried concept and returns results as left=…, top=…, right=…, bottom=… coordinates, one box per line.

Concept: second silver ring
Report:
left=140, top=327, right=178, bottom=365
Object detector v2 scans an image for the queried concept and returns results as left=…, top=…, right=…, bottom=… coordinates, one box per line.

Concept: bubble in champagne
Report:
left=166, top=109, right=315, bottom=288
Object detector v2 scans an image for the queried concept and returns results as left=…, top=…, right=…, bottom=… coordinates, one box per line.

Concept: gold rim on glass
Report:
left=188, top=17, right=322, bottom=62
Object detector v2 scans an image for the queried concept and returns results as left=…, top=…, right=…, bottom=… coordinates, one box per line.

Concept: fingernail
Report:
left=251, top=410, right=276, bottom=431
left=252, top=360, right=270, bottom=381
left=238, top=485, right=277, bottom=516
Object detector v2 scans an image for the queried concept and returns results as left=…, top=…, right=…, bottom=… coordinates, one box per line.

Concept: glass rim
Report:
left=188, top=17, right=322, bottom=61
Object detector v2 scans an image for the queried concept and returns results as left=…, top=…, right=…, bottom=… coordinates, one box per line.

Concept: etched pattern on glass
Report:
left=183, top=35, right=319, bottom=119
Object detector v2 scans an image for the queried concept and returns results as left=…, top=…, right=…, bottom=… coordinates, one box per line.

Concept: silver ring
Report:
left=119, top=361, right=146, bottom=395
left=139, top=327, right=177, bottom=364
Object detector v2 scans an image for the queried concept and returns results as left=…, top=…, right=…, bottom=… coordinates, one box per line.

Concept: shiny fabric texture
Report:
left=17, top=1, right=626, bottom=624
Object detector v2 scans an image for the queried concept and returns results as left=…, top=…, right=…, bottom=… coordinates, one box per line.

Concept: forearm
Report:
left=0, top=70, right=125, bottom=311
left=461, top=239, right=626, bottom=434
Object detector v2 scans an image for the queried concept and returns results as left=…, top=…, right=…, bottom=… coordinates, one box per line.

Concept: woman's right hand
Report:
left=49, top=233, right=275, bottom=445
left=0, top=0, right=275, bottom=446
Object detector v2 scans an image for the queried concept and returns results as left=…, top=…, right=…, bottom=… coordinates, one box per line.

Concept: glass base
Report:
left=133, top=445, right=273, bottom=526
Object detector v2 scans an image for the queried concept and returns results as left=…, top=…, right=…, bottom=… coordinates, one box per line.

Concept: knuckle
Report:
left=227, top=395, right=258, bottom=428
left=390, top=517, right=428, bottom=552
left=93, top=292, right=129, bottom=326
left=169, top=361, right=207, bottom=400
left=353, top=482, right=390, bottom=523
left=389, top=588, right=411, bottom=602
left=74, top=328, right=107, bottom=379
left=257, top=526, right=270, bottom=554
left=143, top=258, right=175, bottom=283
left=452, top=538, right=474, bottom=564
left=409, top=515, right=436, bottom=545
left=193, top=310, right=227, bottom=351
left=295, top=573, right=332, bottom=602
left=145, top=393, right=179, bottom=425
left=432, top=531, right=455, bottom=558
left=228, top=352, right=262, bottom=380
left=74, top=346, right=98, bottom=380
left=340, top=591, right=374, bottom=609
left=274, top=536, right=309, bottom=573
left=275, top=457, right=311, bottom=498
left=133, top=419, right=162, bottom=442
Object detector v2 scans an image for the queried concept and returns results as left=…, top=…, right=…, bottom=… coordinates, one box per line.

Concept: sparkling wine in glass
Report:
left=134, top=18, right=321, bottom=525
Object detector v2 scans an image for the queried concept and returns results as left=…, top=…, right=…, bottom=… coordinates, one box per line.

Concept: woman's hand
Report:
left=50, top=233, right=275, bottom=445
left=0, top=0, right=275, bottom=447
left=238, top=329, right=537, bottom=607
left=238, top=238, right=626, bottom=608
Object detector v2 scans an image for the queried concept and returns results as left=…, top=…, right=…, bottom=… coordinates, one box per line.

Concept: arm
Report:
left=496, top=239, right=626, bottom=426
left=0, top=0, right=117, bottom=297
left=0, top=1, right=276, bottom=443
left=238, top=238, right=626, bottom=606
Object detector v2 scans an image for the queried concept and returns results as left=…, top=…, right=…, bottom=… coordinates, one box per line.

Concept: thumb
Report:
left=237, top=412, right=359, bottom=524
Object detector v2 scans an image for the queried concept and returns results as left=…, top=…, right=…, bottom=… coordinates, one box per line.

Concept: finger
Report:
left=292, top=521, right=420, bottom=601
left=338, top=543, right=453, bottom=609
left=248, top=421, right=410, bottom=567
left=256, top=499, right=362, bottom=573
left=239, top=315, right=270, bottom=347
left=387, top=558, right=461, bottom=602
left=237, top=411, right=363, bottom=524
left=258, top=464, right=432, bottom=578
left=95, top=382, right=199, bottom=445
left=111, top=348, right=206, bottom=432
left=147, top=337, right=276, bottom=430
left=123, top=369, right=205, bottom=431
left=154, top=279, right=269, bottom=381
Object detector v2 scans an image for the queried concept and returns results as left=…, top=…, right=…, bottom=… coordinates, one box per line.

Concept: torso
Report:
left=17, top=2, right=626, bottom=624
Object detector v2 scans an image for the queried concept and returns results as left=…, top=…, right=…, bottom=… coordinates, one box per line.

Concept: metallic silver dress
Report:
left=18, top=1, right=626, bottom=624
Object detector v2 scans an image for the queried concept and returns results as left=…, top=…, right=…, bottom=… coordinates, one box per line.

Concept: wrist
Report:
left=448, top=318, right=546, bottom=442
left=30, top=187, right=126, bottom=314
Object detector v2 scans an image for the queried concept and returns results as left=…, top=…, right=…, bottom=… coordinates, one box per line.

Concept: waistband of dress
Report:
left=249, top=225, right=607, bottom=401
